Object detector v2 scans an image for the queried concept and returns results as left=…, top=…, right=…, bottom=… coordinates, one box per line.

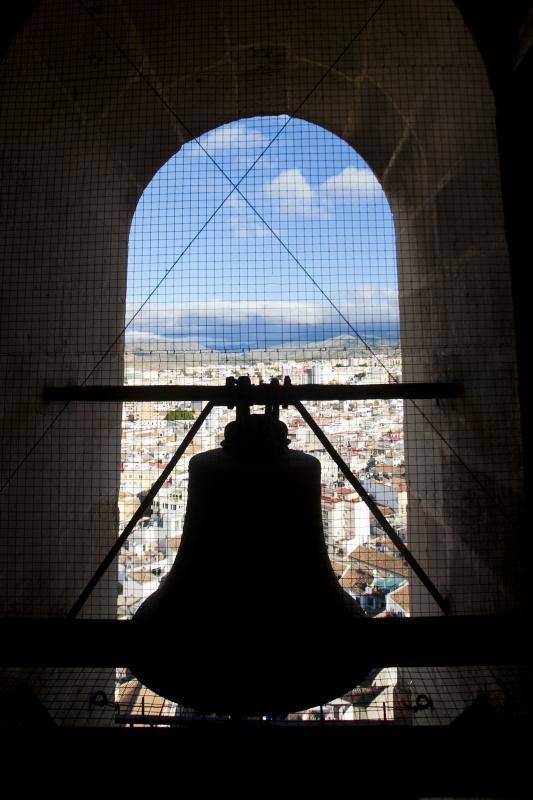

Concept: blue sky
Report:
left=127, top=116, right=398, bottom=351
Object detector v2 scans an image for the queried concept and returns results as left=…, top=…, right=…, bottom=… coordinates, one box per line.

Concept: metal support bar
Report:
left=43, top=382, right=460, bottom=404
left=66, top=402, right=214, bottom=619
left=0, top=616, right=526, bottom=667
left=294, top=400, right=450, bottom=615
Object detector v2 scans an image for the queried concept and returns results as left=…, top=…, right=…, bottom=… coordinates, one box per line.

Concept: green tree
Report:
left=165, top=409, right=195, bottom=421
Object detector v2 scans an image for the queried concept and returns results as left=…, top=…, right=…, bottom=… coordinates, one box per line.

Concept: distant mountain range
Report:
left=125, top=330, right=400, bottom=365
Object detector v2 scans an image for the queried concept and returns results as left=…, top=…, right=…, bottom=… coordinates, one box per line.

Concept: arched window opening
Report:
left=119, top=116, right=403, bottom=719
left=0, top=0, right=525, bottom=731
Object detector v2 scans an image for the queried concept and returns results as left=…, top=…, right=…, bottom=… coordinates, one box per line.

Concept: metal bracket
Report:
left=65, top=377, right=455, bottom=618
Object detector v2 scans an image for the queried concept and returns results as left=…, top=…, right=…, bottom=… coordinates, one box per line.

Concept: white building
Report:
left=306, top=363, right=333, bottom=384
left=322, top=491, right=371, bottom=555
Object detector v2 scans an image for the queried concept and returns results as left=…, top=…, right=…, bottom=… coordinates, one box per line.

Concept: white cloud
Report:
left=263, top=165, right=383, bottom=221
left=267, top=169, right=314, bottom=205
left=225, top=194, right=243, bottom=209
left=320, top=166, right=382, bottom=202
left=192, top=122, right=267, bottom=156
left=265, top=169, right=325, bottom=217
left=222, top=192, right=270, bottom=240
left=129, top=298, right=327, bottom=328
left=127, top=285, right=398, bottom=337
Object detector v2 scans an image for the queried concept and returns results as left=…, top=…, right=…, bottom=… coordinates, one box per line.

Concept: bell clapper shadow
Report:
left=128, top=377, right=372, bottom=717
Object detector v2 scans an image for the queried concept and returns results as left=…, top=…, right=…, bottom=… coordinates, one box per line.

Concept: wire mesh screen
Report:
left=0, top=0, right=526, bottom=727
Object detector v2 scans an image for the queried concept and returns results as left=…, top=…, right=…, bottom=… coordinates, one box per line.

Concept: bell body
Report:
left=129, top=436, right=370, bottom=714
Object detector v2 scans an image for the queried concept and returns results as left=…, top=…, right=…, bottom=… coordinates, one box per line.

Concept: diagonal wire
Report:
left=77, top=0, right=388, bottom=221
left=233, top=196, right=520, bottom=532
left=0, top=401, right=71, bottom=493
left=66, top=402, right=214, bottom=618
left=2, top=0, right=520, bottom=537
left=1, top=0, right=388, bottom=495
left=295, top=399, right=449, bottom=614
left=74, top=0, right=389, bottom=372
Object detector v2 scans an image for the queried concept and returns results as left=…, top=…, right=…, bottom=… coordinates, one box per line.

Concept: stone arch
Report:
left=0, top=0, right=523, bottom=723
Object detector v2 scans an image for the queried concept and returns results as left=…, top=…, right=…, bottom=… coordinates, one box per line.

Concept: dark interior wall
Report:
left=466, top=2, right=533, bottom=514
left=0, top=0, right=528, bottom=724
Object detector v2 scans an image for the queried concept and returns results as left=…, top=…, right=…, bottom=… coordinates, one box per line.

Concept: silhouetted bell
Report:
left=129, top=410, right=371, bottom=715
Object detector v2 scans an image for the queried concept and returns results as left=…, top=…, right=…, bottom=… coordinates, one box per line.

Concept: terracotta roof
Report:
left=378, top=505, right=396, bottom=516
left=339, top=564, right=372, bottom=592
left=167, top=536, right=181, bottom=549
left=349, top=545, right=409, bottom=578
left=388, top=581, right=410, bottom=613
left=129, top=569, right=162, bottom=583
